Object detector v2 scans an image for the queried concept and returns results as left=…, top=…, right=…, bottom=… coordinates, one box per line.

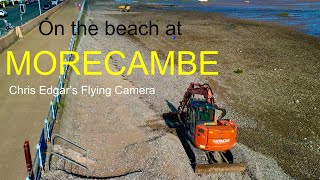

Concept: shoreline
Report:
left=134, top=0, right=320, bottom=38
left=148, top=8, right=320, bottom=40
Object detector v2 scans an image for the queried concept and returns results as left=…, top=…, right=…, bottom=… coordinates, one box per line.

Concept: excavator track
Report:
left=196, top=151, right=245, bottom=174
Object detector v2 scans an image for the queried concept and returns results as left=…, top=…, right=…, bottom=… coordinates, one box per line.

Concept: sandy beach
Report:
left=42, top=0, right=320, bottom=179
left=111, top=10, right=320, bottom=179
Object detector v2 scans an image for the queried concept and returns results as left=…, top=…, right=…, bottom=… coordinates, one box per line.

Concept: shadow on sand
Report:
left=163, top=100, right=197, bottom=170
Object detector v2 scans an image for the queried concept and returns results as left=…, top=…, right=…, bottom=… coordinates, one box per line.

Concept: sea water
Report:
left=121, top=0, right=320, bottom=37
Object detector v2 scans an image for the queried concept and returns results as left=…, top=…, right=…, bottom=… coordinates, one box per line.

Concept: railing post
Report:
left=64, top=64, right=68, bottom=79
left=56, top=94, right=60, bottom=104
left=65, top=54, right=69, bottom=62
left=50, top=101, right=55, bottom=120
left=36, top=144, right=43, bottom=171
left=44, top=119, right=50, bottom=143
left=59, top=75, right=63, bottom=89
left=24, top=140, right=33, bottom=179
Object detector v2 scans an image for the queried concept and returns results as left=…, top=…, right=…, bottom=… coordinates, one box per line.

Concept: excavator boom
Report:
left=178, top=82, right=214, bottom=113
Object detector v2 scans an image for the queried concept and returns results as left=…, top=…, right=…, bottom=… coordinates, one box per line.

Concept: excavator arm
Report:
left=178, top=82, right=227, bottom=123
left=178, top=82, right=215, bottom=113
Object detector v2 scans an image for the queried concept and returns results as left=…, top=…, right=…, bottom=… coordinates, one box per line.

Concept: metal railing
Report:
left=49, top=152, right=88, bottom=170
left=51, top=134, right=88, bottom=158
left=26, top=0, right=86, bottom=179
left=49, top=134, right=89, bottom=174
left=0, top=29, right=5, bottom=37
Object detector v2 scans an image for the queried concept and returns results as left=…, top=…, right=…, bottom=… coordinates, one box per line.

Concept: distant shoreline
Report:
left=133, top=1, right=320, bottom=38
left=162, top=9, right=320, bottom=40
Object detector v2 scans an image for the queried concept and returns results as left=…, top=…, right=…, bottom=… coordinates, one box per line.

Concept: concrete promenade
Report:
left=0, top=0, right=79, bottom=178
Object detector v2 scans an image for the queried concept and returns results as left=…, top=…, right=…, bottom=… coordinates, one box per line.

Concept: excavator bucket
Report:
left=163, top=112, right=180, bottom=121
left=195, top=163, right=246, bottom=174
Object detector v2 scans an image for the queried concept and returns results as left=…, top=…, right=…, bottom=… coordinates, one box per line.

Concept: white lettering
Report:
left=115, top=86, right=155, bottom=95
left=9, top=86, right=36, bottom=95
left=213, top=139, right=231, bottom=144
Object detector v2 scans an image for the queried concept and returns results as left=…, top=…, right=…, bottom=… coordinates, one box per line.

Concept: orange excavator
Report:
left=166, top=82, right=245, bottom=173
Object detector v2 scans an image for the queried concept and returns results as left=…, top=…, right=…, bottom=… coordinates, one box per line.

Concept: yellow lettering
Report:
left=60, top=51, right=81, bottom=75
left=105, top=51, right=126, bottom=75
left=84, top=51, right=102, bottom=75
left=127, top=51, right=149, bottom=75
left=6, top=50, right=218, bottom=76
left=151, top=51, right=174, bottom=75
left=178, top=51, right=196, bottom=75
left=200, top=51, right=218, bottom=75
left=34, top=51, right=56, bottom=76
left=7, top=51, right=30, bottom=75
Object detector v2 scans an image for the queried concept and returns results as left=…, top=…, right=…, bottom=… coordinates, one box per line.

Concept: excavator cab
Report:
left=197, top=105, right=214, bottom=121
